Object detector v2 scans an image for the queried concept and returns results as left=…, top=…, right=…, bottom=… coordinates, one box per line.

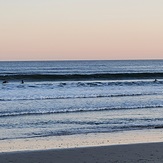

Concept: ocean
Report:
left=1, top=60, right=163, bottom=140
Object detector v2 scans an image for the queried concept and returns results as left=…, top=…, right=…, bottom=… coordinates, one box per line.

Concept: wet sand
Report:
left=1, top=129, right=163, bottom=163
left=1, top=142, right=163, bottom=163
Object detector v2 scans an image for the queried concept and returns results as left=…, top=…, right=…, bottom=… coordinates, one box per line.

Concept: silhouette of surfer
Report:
left=21, top=80, right=24, bottom=84
left=2, top=80, right=8, bottom=84
left=154, top=79, right=157, bottom=82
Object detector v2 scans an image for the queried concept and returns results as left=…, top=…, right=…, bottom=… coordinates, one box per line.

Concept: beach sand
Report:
left=1, top=129, right=163, bottom=163
left=1, top=142, right=163, bottom=163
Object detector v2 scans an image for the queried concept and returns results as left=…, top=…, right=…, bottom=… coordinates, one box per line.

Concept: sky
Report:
left=0, top=0, right=163, bottom=61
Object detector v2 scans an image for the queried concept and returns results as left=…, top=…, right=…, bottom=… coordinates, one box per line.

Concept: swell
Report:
left=0, top=93, right=157, bottom=101
left=1, top=72, right=163, bottom=81
left=1, top=105, right=163, bottom=118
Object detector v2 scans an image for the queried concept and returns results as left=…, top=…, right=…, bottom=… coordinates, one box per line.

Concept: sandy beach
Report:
left=1, top=142, right=163, bottom=163
left=1, top=130, right=163, bottom=163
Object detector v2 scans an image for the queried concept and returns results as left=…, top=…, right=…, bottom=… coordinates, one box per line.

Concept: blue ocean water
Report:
left=1, top=60, right=163, bottom=140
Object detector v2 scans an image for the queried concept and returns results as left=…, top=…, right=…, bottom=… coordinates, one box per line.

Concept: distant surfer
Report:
left=21, top=80, right=24, bottom=84
left=154, top=79, right=157, bottom=82
left=2, top=80, right=8, bottom=84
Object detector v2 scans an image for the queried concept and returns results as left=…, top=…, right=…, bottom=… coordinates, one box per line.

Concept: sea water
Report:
left=1, top=60, right=163, bottom=140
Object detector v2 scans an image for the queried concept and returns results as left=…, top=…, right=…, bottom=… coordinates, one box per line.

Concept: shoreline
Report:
left=1, top=142, right=163, bottom=163
left=1, top=129, right=163, bottom=153
left=1, top=129, right=163, bottom=162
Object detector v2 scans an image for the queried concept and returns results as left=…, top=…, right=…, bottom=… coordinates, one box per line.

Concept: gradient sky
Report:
left=0, top=0, right=163, bottom=61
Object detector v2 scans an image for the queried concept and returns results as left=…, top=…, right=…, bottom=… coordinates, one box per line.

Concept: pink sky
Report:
left=0, top=0, right=163, bottom=61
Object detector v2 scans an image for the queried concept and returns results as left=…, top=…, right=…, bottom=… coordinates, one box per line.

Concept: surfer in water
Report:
left=21, top=80, right=24, bottom=84
left=2, top=80, right=8, bottom=84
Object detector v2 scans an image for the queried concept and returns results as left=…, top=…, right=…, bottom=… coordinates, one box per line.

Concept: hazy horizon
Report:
left=1, top=59, right=163, bottom=62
